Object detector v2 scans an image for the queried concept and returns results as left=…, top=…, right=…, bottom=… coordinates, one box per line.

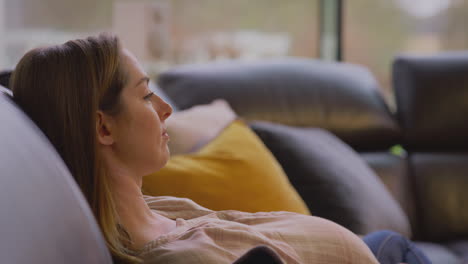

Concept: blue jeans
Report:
left=363, top=230, right=432, bottom=264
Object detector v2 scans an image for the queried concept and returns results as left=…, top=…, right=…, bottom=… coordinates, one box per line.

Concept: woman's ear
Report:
left=96, top=110, right=115, bottom=146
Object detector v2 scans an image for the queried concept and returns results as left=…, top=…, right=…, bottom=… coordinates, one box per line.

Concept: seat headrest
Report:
left=393, top=52, right=468, bottom=151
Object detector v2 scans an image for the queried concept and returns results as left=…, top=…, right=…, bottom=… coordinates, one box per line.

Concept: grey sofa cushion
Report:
left=415, top=242, right=460, bottom=264
left=250, top=121, right=411, bottom=237
left=0, top=93, right=112, bottom=263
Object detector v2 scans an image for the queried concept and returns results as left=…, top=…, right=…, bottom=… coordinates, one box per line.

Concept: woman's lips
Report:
left=162, top=129, right=170, bottom=140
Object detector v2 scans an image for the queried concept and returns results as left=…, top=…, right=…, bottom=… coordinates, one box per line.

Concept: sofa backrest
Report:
left=393, top=52, right=468, bottom=241
left=157, top=58, right=401, bottom=151
left=0, top=93, right=112, bottom=263
left=394, top=52, right=468, bottom=151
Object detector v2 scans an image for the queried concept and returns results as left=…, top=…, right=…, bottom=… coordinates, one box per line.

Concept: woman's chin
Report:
left=142, top=147, right=170, bottom=175
left=154, top=152, right=171, bottom=171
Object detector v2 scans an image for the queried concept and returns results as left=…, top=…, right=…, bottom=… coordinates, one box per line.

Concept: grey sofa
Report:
left=0, top=91, right=113, bottom=263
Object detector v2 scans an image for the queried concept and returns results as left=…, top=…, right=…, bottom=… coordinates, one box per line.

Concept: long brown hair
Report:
left=11, top=33, right=141, bottom=263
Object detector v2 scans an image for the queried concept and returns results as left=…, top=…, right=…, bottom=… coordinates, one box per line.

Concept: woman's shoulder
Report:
left=144, top=195, right=307, bottom=222
left=143, top=195, right=214, bottom=219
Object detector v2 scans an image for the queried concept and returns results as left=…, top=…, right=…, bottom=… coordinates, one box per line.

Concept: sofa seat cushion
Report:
left=447, top=241, right=468, bottom=262
left=410, top=153, right=468, bottom=241
left=360, top=152, right=417, bottom=231
left=414, top=242, right=461, bottom=264
left=250, top=121, right=411, bottom=237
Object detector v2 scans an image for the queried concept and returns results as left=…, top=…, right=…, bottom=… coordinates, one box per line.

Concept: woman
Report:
left=10, top=33, right=430, bottom=264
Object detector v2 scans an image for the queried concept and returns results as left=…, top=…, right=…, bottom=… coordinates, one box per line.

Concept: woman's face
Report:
left=108, top=49, right=172, bottom=176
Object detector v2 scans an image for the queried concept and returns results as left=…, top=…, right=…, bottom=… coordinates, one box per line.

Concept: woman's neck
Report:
left=107, top=164, right=176, bottom=249
left=111, top=170, right=154, bottom=226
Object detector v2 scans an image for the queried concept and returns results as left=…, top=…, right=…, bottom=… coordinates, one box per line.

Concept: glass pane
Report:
left=1, top=0, right=112, bottom=69
left=1, top=0, right=319, bottom=78
left=114, top=0, right=319, bottom=76
left=344, top=0, right=468, bottom=105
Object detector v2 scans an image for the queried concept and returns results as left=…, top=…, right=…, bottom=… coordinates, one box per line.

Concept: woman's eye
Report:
left=143, top=92, right=154, bottom=100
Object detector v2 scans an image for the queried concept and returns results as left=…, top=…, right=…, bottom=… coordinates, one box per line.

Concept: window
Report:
left=1, top=0, right=319, bottom=78
left=114, top=0, right=319, bottom=76
left=344, top=0, right=468, bottom=103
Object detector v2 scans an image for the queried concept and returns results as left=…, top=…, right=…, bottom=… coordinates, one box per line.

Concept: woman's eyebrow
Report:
left=135, top=76, right=150, bottom=87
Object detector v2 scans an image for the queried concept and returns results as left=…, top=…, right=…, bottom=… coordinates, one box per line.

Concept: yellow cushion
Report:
left=142, top=120, right=311, bottom=215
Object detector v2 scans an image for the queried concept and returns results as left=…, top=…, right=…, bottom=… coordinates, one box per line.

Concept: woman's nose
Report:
left=155, top=95, right=173, bottom=121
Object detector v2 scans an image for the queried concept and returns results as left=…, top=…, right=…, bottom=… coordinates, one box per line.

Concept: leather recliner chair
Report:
left=392, top=52, right=468, bottom=262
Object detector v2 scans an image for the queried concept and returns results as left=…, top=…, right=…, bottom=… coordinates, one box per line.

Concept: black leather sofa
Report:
left=1, top=52, right=467, bottom=264
left=156, top=54, right=468, bottom=264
